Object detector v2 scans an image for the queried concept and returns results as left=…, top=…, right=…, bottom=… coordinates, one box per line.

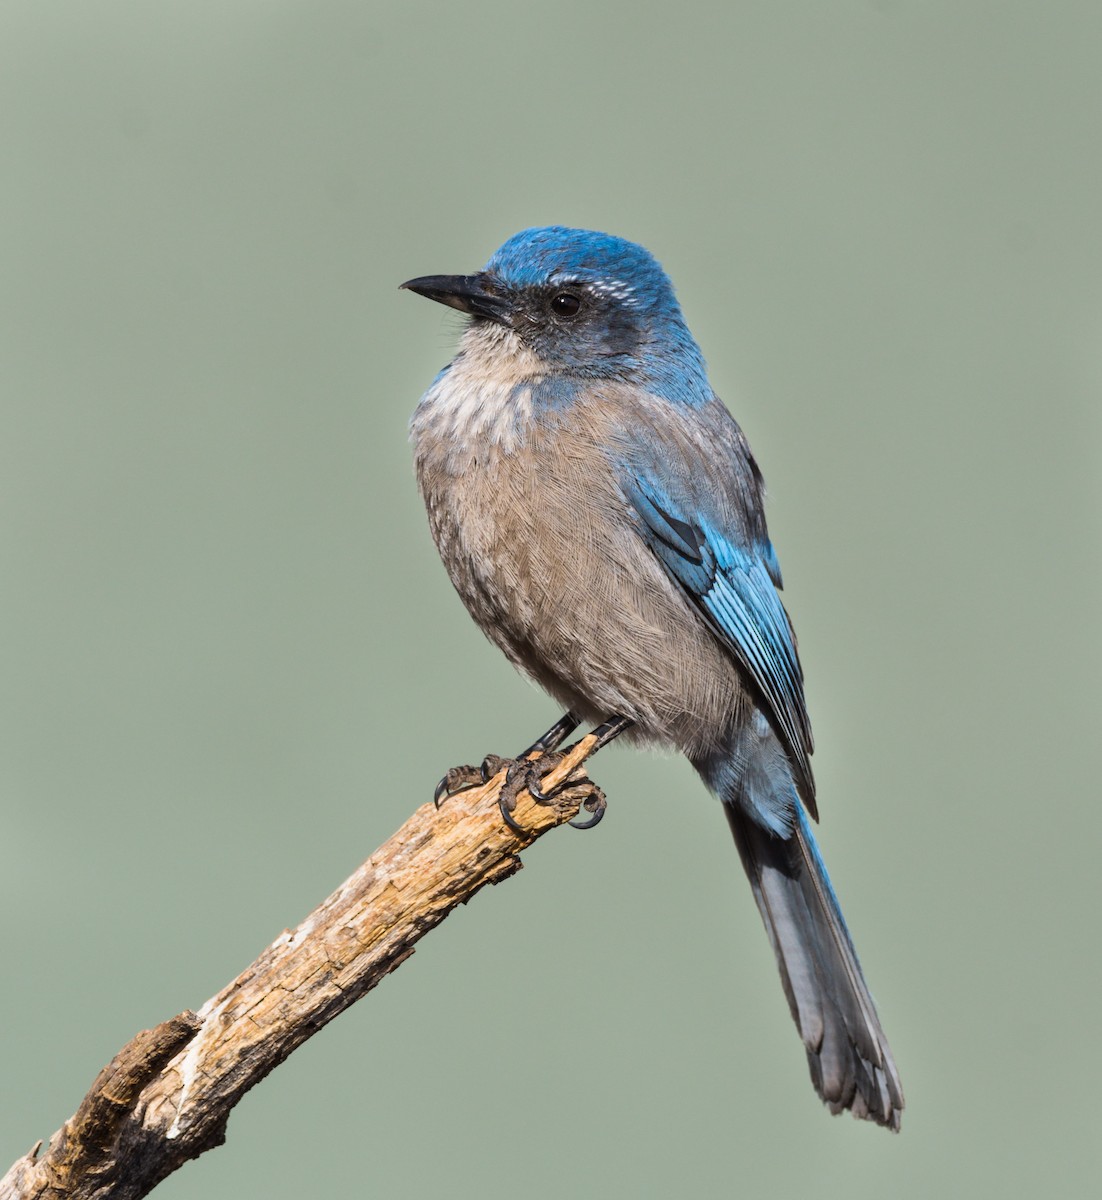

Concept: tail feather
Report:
left=725, top=802, right=904, bottom=1130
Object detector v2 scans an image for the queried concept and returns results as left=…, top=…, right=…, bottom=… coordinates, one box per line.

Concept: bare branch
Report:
left=2, top=743, right=603, bottom=1200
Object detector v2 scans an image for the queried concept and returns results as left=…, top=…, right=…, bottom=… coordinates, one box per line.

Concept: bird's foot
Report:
left=434, top=712, right=581, bottom=809
left=434, top=712, right=623, bottom=833
left=433, top=754, right=510, bottom=808
left=496, top=751, right=608, bottom=834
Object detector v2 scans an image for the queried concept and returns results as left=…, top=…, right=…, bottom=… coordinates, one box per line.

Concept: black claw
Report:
left=495, top=757, right=564, bottom=834
left=497, top=760, right=532, bottom=834
left=527, top=757, right=570, bottom=804
left=498, top=796, right=529, bottom=836
left=481, top=754, right=511, bottom=780
left=433, top=764, right=481, bottom=808
left=568, top=784, right=607, bottom=830
left=434, top=754, right=512, bottom=808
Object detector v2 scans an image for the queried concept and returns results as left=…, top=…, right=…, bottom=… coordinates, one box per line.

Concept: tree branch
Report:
left=2, top=741, right=604, bottom=1200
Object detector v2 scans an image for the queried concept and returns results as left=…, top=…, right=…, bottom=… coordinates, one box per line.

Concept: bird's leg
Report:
left=433, top=711, right=580, bottom=808
left=590, top=714, right=635, bottom=752
left=519, top=710, right=581, bottom=759
left=498, top=715, right=634, bottom=832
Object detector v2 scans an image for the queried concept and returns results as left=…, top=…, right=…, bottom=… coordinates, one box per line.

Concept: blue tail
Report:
left=723, top=800, right=904, bottom=1129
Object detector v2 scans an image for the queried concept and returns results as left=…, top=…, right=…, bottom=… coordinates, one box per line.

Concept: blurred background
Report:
left=2, top=2, right=1099, bottom=1197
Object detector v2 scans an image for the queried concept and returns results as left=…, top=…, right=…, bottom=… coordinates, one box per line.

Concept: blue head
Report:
left=402, top=227, right=710, bottom=404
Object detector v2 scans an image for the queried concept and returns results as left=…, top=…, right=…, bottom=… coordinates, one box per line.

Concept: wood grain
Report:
left=1, top=742, right=602, bottom=1200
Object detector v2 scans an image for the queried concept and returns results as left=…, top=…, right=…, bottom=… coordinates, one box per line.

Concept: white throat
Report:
left=411, top=323, right=548, bottom=455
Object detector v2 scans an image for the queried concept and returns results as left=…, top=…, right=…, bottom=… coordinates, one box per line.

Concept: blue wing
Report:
left=624, top=472, right=816, bottom=813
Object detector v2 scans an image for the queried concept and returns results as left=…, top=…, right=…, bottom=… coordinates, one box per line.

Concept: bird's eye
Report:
left=550, top=292, right=582, bottom=318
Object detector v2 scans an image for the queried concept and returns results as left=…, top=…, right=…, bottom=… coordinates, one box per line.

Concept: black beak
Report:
left=399, top=273, right=511, bottom=325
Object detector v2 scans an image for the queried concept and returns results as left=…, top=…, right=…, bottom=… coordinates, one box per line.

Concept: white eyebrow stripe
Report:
left=583, top=279, right=639, bottom=304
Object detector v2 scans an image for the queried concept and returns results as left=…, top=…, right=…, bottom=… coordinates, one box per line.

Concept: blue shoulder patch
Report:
left=623, top=472, right=815, bottom=803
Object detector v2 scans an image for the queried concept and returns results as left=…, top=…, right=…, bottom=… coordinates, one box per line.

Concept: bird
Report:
left=402, top=226, right=904, bottom=1130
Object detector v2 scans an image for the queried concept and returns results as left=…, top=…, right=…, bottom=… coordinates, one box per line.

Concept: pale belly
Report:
left=415, top=418, right=746, bottom=760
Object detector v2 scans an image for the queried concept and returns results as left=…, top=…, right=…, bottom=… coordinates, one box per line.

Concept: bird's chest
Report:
left=414, top=405, right=599, bottom=615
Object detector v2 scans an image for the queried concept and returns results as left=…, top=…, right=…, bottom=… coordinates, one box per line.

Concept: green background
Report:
left=3, top=2, right=1099, bottom=1197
